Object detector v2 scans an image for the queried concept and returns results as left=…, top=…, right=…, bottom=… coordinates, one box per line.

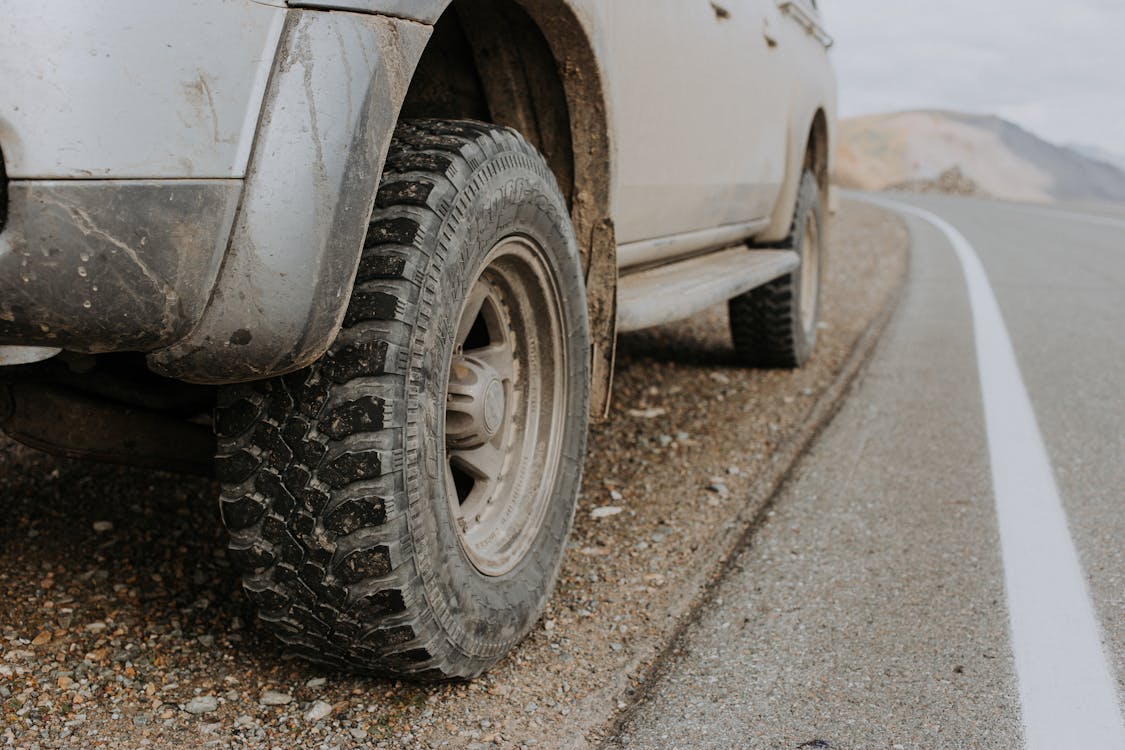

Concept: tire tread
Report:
left=218, top=119, right=562, bottom=679
left=729, top=170, right=822, bottom=367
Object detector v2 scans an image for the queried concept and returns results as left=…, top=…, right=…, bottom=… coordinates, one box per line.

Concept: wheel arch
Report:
left=401, top=0, right=618, bottom=418
left=805, top=108, right=830, bottom=198
left=151, top=2, right=618, bottom=418
left=760, top=106, right=832, bottom=243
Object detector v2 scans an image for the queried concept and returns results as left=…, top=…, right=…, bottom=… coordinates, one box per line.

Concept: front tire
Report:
left=215, top=119, right=590, bottom=680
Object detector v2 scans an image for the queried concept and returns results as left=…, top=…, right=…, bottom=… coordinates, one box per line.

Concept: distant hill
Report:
left=1066, top=142, right=1125, bottom=174
left=833, top=110, right=1125, bottom=205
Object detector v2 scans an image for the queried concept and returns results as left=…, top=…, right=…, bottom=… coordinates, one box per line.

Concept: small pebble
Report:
left=183, top=696, right=218, bottom=715
left=707, top=481, right=730, bottom=496
left=304, top=700, right=332, bottom=722
left=626, top=407, right=666, bottom=419
left=259, top=690, right=293, bottom=706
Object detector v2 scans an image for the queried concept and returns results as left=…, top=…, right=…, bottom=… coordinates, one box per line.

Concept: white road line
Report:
left=865, top=196, right=1125, bottom=750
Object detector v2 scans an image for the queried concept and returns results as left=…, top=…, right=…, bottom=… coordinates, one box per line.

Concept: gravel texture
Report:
left=0, top=202, right=907, bottom=749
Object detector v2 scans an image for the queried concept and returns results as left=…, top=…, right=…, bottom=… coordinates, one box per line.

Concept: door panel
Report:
left=590, top=0, right=789, bottom=245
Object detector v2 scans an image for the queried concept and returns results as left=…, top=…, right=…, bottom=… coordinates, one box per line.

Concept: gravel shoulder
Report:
left=0, top=201, right=908, bottom=750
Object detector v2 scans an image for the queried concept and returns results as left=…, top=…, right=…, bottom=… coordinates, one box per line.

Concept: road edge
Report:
left=587, top=204, right=912, bottom=749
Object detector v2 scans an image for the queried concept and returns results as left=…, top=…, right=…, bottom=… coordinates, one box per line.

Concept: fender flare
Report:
left=149, top=10, right=432, bottom=382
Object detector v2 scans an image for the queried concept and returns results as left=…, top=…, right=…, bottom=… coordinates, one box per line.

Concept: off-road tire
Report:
left=214, top=119, right=590, bottom=680
left=729, top=170, right=823, bottom=367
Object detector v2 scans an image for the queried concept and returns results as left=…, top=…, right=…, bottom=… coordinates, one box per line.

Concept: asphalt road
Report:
left=611, top=194, right=1125, bottom=749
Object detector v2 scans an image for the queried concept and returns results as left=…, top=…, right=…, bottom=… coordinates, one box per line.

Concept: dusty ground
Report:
left=0, top=202, right=907, bottom=750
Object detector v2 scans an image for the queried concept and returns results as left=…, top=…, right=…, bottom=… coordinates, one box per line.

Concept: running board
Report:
left=616, top=247, right=798, bottom=333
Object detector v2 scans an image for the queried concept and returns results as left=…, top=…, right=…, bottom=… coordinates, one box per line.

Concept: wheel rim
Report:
left=799, top=211, right=821, bottom=336
left=443, top=236, right=568, bottom=577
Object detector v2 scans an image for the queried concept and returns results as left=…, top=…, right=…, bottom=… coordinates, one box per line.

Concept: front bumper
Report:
left=0, top=180, right=239, bottom=352
left=0, top=9, right=431, bottom=384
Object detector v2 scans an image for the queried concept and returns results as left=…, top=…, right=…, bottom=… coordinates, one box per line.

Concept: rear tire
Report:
left=215, top=119, right=590, bottom=680
left=729, top=170, right=823, bottom=367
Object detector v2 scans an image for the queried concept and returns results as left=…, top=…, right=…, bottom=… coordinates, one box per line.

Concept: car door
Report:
left=589, top=0, right=789, bottom=249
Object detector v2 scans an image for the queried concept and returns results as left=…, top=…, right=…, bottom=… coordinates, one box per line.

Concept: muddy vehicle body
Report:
left=0, top=0, right=836, bottom=678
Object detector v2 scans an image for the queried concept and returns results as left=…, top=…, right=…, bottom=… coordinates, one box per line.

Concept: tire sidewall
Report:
left=790, top=172, right=823, bottom=363
left=407, top=146, right=589, bottom=666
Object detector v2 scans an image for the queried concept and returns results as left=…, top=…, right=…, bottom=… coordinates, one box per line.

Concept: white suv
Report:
left=0, top=0, right=836, bottom=679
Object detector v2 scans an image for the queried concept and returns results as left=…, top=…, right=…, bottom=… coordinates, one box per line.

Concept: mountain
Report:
left=833, top=110, right=1125, bottom=205
left=1066, top=142, right=1125, bottom=174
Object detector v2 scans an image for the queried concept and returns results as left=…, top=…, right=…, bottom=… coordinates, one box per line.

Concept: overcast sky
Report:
left=820, top=0, right=1125, bottom=155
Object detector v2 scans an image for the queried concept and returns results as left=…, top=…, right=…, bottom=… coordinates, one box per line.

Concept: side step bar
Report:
left=616, top=246, right=799, bottom=333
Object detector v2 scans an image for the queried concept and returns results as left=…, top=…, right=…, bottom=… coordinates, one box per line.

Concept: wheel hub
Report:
left=446, top=355, right=508, bottom=449
left=483, top=379, right=505, bottom=434
left=441, top=237, right=568, bottom=577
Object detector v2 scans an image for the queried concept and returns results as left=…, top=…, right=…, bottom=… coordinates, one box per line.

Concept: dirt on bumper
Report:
left=0, top=180, right=238, bottom=353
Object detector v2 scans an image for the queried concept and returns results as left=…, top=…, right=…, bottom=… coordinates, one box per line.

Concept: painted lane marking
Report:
left=866, top=197, right=1125, bottom=750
